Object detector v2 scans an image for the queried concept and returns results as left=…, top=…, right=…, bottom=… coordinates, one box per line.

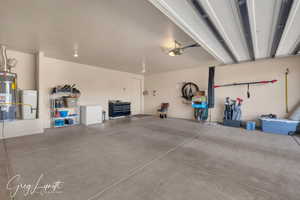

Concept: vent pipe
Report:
left=0, top=45, right=8, bottom=72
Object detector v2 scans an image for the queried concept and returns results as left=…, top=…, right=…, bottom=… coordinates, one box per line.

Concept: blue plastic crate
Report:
left=223, top=119, right=241, bottom=127
left=54, top=119, right=65, bottom=127
left=192, top=102, right=207, bottom=109
left=260, top=118, right=300, bottom=135
left=246, top=121, right=256, bottom=131
left=59, top=110, right=69, bottom=117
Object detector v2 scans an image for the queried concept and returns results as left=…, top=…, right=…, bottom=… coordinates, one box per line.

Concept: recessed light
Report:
left=74, top=49, right=79, bottom=58
left=141, top=57, right=146, bottom=73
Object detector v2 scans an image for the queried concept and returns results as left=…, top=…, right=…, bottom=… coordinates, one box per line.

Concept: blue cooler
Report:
left=260, top=118, right=300, bottom=135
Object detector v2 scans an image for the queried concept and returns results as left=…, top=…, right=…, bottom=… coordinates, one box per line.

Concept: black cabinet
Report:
left=109, top=101, right=131, bottom=118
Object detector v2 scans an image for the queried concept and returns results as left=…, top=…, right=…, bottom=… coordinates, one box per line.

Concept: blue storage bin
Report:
left=59, top=110, right=69, bottom=117
left=246, top=121, right=256, bottom=131
left=192, top=102, right=207, bottom=109
left=54, top=119, right=65, bottom=127
left=260, top=118, right=300, bottom=135
left=223, top=119, right=241, bottom=127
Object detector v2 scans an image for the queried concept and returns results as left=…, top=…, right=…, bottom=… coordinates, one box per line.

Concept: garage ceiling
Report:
left=149, top=0, right=300, bottom=63
left=0, top=0, right=218, bottom=74
left=1, top=0, right=299, bottom=74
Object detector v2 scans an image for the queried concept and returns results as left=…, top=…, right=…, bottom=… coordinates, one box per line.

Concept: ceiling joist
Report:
left=191, top=0, right=238, bottom=63
left=270, top=0, right=294, bottom=57
left=292, top=40, right=300, bottom=55
left=276, top=0, right=300, bottom=56
left=149, top=0, right=300, bottom=65
left=236, top=0, right=255, bottom=60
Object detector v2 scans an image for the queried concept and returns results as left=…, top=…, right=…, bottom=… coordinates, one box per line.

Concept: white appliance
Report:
left=20, top=90, right=37, bottom=120
left=80, top=105, right=103, bottom=125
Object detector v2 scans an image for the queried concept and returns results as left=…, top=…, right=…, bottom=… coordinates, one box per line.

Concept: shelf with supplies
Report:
left=50, top=84, right=81, bottom=128
left=52, top=114, right=79, bottom=120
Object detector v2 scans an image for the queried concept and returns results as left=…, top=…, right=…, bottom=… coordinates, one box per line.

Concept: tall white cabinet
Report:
left=20, top=90, right=37, bottom=120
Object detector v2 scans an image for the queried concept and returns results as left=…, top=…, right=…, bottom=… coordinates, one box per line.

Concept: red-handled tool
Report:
left=214, top=79, right=277, bottom=88
left=214, top=79, right=278, bottom=98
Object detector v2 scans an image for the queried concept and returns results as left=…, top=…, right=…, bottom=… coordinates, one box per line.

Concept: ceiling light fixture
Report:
left=168, top=48, right=183, bottom=56
left=73, top=43, right=79, bottom=58
left=168, top=51, right=176, bottom=57
left=167, top=40, right=200, bottom=57
left=73, top=49, right=79, bottom=58
left=141, top=57, right=146, bottom=73
left=168, top=40, right=182, bottom=56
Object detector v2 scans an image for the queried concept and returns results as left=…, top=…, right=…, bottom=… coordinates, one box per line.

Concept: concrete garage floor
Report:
left=1, top=116, right=300, bottom=200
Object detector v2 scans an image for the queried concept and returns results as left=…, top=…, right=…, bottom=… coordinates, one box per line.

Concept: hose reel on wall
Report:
left=181, top=82, right=199, bottom=101
left=181, top=82, right=209, bottom=121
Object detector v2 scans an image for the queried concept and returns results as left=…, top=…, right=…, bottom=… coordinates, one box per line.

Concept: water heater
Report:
left=0, top=45, right=17, bottom=121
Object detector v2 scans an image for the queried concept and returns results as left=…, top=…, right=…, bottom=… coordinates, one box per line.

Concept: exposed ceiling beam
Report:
left=236, top=0, right=254, bottom=60
left=148, top=0, right=233, bottom=63
left=247, top=0, right=282, bottom=59
left=191, top=0, right=237, bottom=63
left=270, top=0, right=294, bottom=57
left=292, top=40, right=300, bottom=55
left=276, top=0, right=300, bottom=56
left=149, top=0, right=299, bottom=64
left=196, top=0, right=250, bottom=62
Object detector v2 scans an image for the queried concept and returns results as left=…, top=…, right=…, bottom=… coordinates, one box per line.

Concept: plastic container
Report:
left=260, top=118, right=300, bottom=135
left=223, top=119, right=241, bottom=127
left=192, top=102, right=207, bottom=109
left=64, top=97, right=78, bottom=107
left=54, top=119, right=65, bottom=127
left=246, top=121, right=256, bottom=131
left=59, top=110, right=69, bottom=117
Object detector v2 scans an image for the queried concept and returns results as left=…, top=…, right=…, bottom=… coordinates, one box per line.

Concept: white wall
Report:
left=37, top=53, right=144, bottom=128
left=144, top=66, right=208, bottom=119
left=7, top=50, right=36, bottom=90
left=0, top=50, right=41, bottom=139
left=2, top=50, right=143, bottom=138
left=4, top=48, right=300, bottom=135
left=144, top=56, right=300, bottom=122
